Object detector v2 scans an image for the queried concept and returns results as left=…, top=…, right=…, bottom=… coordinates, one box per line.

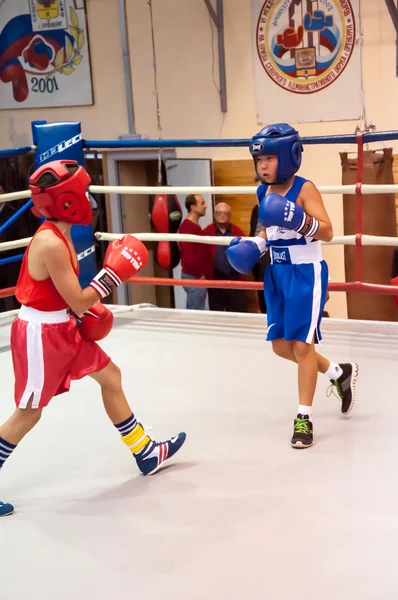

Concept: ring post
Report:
left=31, top=120, right=97, bottom=288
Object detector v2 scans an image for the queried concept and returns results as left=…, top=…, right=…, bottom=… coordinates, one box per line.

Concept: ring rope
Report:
left=94, top=232, right=398, bottom=247
left=4, top=183, right=398, bottom=204
left=82, top=129, right=398, bottom=147
left=0, top=279, right=397, bottom=300
left=0, top=238, right=32, bottom=252
left=0, top=145, right=36, bottom=158
left=2, top=232, right=398, bottom=254
left=0, top=126, right=397, bottom=158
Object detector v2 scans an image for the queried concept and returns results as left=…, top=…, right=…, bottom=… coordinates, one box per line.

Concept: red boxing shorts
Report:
left=11, top=306, right=111, bottom=409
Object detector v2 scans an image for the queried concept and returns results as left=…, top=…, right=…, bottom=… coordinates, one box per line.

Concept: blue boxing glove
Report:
left=226, top=236, right=267, bottom=274
left=259, top=193, right=319, bottom=238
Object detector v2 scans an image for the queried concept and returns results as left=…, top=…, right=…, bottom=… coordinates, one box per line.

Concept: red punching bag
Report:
left=149, top=194, right=182, bottom=270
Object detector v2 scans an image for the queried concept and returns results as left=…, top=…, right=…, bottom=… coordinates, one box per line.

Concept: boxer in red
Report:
left=0, top=160, right=186, bottom=517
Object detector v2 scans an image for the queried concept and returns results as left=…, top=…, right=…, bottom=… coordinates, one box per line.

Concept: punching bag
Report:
left=149, top=194, right=182, bottom=270
left=340, top=148, right=397, bottom=321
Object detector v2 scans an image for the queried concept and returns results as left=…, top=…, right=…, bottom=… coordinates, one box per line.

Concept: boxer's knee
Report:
left=272, top=339, right=294, bottom=360
left=15, top=397, right=43, bottom=428
left=292, top=340, right=314, bottom=362
left=90, top=361, right=122, bottom=393
left=17, top=408, right=42, bottom=427
left=105, top=362, right=122, bottom=391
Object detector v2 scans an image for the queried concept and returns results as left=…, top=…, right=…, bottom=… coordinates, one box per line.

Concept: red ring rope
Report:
left=0, top=286, right=17, bottom=299
left=1, top=279, right=398, bottom=299
left=127, top=277, right=397, bottom=295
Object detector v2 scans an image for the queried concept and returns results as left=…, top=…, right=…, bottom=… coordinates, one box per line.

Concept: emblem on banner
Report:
left=256, top=0, right=356, bottom=94
left=0, top=0, right=92, bottom=109
left=30, top=1, right=66, bottom=28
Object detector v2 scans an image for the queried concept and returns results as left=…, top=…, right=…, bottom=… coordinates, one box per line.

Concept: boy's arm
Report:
left=43, top=239, right=100, bottom=315
left=255, top=186, right=268, bottom=241
left=300, top=182, right=333, bottom=242
left=43, top=233, right=148, bottom=315
left=257, top=227, right=267, bottom=240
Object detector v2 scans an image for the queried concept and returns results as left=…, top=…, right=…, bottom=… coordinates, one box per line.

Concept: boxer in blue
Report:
left=227, top=123, right=358, bottom=448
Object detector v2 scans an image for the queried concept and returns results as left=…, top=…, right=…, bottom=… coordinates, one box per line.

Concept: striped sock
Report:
left=114, top=414, right=151, bottom=456
left=0, top=437, right=17, bottom=468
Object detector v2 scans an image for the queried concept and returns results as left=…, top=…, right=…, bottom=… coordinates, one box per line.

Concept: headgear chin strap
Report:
left=29, top=160, right=92, bottom=225
left=249, top=123, right=303, bottom=185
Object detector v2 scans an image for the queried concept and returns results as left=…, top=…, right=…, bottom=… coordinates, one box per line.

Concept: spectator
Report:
left=203, top=202, right=248, bottom=313
left=178, top=194, right=209, bottom=310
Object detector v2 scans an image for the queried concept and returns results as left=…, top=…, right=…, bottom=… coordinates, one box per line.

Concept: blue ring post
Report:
left=31, top=121, right=97, bottom=288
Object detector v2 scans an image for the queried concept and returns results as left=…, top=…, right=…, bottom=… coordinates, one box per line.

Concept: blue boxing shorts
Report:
left=264, top=260, right=329, bottom=344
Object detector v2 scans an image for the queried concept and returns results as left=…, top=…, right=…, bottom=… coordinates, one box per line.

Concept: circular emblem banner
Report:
left=256, top=0, right=356, bottom=94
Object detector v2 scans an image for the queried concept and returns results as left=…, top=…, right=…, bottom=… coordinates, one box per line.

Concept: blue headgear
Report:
left=249, top=123, right=303, bottom=184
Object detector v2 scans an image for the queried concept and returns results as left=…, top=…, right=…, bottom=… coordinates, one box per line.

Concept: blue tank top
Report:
left=256, top=176, right=322, bottom=264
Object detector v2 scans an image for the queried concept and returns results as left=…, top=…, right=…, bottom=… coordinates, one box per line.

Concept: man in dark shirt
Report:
left=178, top=194, right=209, bottom=310
left=203, top=203, right=248, bottom=312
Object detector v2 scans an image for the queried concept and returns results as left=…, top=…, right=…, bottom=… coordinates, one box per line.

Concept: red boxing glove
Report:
left=90, top=235, right=149, bottom=299
left=80, top=302, right=114, bottom=342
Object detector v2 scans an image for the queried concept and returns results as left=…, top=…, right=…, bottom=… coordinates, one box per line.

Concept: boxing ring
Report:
left=1, top=129, right=398, bottom=599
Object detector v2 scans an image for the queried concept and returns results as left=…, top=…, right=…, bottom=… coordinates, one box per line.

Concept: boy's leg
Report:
left=286, top=340, right=317, bottom=449
left=293, top=340, right=318, bottom=410
left=0, top=404, right=43, bottom=446
left=88, top=361, right=133, bottom=424
left=89, top=361, right=186, bottom=476
left=272, top=338, right=358, bottom=414
left=272, top=338, right=340, bottom=376
left=271, top=338, right=315, bottom=448
left=282, top=261, right=355, bottom=448
left=0, top=397, right=43, bottom=517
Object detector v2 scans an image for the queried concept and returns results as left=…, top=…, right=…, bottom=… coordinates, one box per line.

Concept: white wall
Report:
left=1, top=0, right=397, bottom=317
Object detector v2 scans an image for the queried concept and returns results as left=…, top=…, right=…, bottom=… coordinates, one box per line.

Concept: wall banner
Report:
left=252, top=0, right=364, bottom=123
left=0, top=0, right=93, bottom=109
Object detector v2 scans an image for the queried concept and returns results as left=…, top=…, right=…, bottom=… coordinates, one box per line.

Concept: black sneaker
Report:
left=291, top=414, right=313, bottom=449
left=328, top=363, right=358, bottom=414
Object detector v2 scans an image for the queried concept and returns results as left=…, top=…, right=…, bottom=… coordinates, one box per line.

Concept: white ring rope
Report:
left=88, top=184, right=398, bottom=196
left=1, top=233, right=398, bottom=254
left=0, top=190, right=32, bottom=202
left=2, top=183, right=398, bottom=204
left=1, top=232, right=398, bottom=254
left=94, top=232, right=398, bottom=247
left=0, top=238, right=32, bottom=252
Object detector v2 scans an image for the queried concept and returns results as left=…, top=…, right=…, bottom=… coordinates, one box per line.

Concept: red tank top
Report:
left=16, top=221, right=79, bottom=311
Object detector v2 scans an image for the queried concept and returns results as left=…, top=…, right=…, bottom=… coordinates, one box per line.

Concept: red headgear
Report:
left=29, top=160, right=92, bottom=225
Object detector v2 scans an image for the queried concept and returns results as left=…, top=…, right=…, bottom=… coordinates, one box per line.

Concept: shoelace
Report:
left=326, top=381, right=342, bottom=401
left=294, top=418, right=310, bottom=434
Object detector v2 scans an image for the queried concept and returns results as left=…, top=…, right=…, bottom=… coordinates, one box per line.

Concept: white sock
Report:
left=297, top=405, right=312, bottom=418
left=324, top=362, right=343, bottom=380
